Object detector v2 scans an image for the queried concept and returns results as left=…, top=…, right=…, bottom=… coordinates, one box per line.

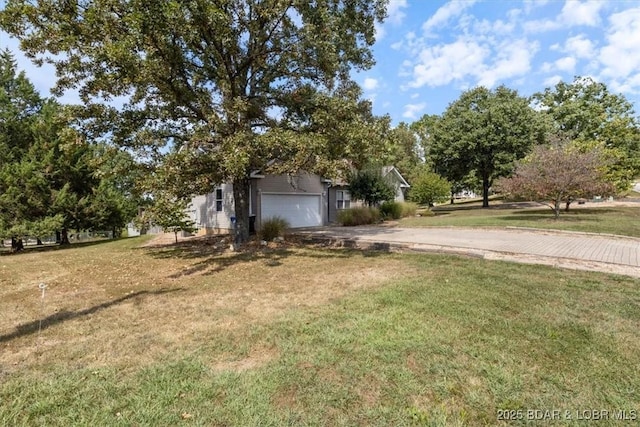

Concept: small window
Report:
left=215, top=188, right=223, bottom=212
left=336, top=190, right=351, bottom=209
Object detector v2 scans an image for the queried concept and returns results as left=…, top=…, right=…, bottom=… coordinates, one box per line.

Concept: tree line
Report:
left=0, top=51, right=141, bottom=250
left=1, top=0, right=639, bottom=248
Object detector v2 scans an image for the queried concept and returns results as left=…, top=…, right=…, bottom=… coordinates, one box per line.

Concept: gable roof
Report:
left=382, top=166, right=410, bottom=188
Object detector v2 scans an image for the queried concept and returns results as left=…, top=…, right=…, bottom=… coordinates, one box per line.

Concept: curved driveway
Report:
left=300, top=226, right=640, bottom=278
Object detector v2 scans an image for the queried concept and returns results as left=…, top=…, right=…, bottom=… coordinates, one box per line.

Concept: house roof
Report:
left=382, top=166, right=410, bottom=188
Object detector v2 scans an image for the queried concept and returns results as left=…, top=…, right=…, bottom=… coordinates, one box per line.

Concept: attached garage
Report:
left=260, top=193, right=323, bottom=228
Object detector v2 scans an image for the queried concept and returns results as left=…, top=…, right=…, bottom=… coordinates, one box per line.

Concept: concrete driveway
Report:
left=298, top=226, right=640, bottom=278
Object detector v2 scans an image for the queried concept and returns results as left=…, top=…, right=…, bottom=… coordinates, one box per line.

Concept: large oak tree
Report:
left=428, top=86, right=545, bottom=207
left=1, top=0, right=389, bottom=243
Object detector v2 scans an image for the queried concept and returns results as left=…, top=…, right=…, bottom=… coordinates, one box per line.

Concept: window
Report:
left=336, top=190, right=350, bottom=209
left=215, top=188, right=223, bottom=212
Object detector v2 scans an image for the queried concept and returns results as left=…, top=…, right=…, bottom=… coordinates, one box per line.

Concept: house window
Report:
left=215, top=188, right=223, bottom=212
left=336, top=190, right=351, bottom=209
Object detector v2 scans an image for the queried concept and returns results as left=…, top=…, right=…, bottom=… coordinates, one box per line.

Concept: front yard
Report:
left=1, top=236, right=639, bottom=425
left=403, top=202, right=640, bottom=238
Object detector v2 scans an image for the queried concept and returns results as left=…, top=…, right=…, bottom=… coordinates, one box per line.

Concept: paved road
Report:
left=300, top=227, right=640, bottom=278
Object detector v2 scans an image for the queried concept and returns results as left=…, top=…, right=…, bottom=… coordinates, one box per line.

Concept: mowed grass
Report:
left=1, top=237, right=640, bottom=426
left=402, top=202, right=640, bottom=238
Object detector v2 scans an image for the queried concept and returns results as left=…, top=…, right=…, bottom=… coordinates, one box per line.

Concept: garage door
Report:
left=261, top=193, right=322, bottom=228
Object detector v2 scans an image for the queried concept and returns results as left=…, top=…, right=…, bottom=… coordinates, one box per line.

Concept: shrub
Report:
left=410, top=170, right=451, bottom=207
left=399, top=202, right=418, bottom=217
left=347, top=168, right=396, bottom=206
left=337, top=207, right=380, bottom=226
left=260, top=216, right=289, bottom=241
left=380, top=201, right=402, bottom=220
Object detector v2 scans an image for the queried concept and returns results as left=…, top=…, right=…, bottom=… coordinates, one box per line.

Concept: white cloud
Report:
left=555, top=56, right=577, bottom=73
left=407, top=36, right=537, bottom=89
left=543, top=75, right=563, bottom=87
left=599, top=7, right=640, bottom=81
left=476, top=39, right=539, bottom=87
left=422, top=0, right=478, bottom=34
left=403, top=103, right=426, bottom=119
left=409, top=38, right=489, bottom=88
left=560, top=0, right=603, bottom=27
left=362, top=77, right=379, bottom=91
left=376, top=0, right=409, bottom=41
left=564, top=34, right=596, bottom=59
left=523, top=0, right=551, bottom=14
left=524, top=0, right=604, bottom=32
left=386, top=0, right=408, bottom=25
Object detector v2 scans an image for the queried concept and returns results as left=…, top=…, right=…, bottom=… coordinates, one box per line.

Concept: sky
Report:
left=2, top=0, right=640, bottom=125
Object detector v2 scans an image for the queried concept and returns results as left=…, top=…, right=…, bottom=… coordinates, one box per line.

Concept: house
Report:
left=189, top=166, right=410, bottom=234
left=189, top=172, right=331, bottom=235
left=327, top=166, right=410, bottom=223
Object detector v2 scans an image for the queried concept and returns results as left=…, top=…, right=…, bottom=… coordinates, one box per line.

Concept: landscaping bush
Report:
left=400, top=202, right=418, bottom=217
left=337, top=207, right=380, bottom=226
left=260, top=216, right=289, bottom=241
left=380, top=201, right=402, bottom=220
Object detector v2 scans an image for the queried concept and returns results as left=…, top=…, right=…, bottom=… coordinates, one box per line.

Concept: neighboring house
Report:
left=327, top=166, right=410, bottom=223
left=190, top=166, right=410, bottom=234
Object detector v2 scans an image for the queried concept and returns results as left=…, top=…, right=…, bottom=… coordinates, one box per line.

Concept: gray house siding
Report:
left=189, top=183, right=235, bottom=235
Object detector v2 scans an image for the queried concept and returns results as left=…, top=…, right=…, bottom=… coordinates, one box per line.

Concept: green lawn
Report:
left=1, top=237, right=639, bottom=426
left=403, top=203, right=640, bottom=238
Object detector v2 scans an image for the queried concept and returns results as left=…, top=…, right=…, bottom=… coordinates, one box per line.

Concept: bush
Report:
left=410, top=171, right=451, bottom=207
left=260, top=216, right=289, bottom=241
left=337, top=207, right=380, bottom=226
left=399, top=202, right=418, bottom=217
left=380, top=201, right=402, bottom=220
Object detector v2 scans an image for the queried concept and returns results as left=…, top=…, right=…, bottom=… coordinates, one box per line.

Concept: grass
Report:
left=1, top=236, right=640, bottom=425
left=402, top=202, right=640, bottom=237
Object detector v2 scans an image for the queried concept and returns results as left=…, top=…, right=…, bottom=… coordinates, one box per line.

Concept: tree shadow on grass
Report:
left=143, top=235, right=387, bottom=279
left=0, top=238, right=131, bottom=257
left=0, top=288, right=184, bottom=344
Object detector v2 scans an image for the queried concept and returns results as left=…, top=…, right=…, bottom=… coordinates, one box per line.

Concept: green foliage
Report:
left=347, top=168, right=396, bottom=206
left=259, top=217, right=289, bottom=241
left=410, top=170, right=451, bottom=207
left=379, top=122, right=423, bottom=180
left=427, top=86, right=545, bottom=207
left=399, top=202, right=418, bottom=217
left=0, top=51, right=137, bottom=241
left=337, top=207, right=380, bottom=226
left=380, top=201, right=402, bottom=220
left=533, top=76, right=640, bottom=189
left=147, top=193, right=195, bottom=243
left=0, top=0, right=388, bottom=243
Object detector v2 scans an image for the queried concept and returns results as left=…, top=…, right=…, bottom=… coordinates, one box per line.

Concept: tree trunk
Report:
left=56, top=230, right=61, bottom=244
left=482, top=174, right=490, bottom=208
left=232, top=176, right=251, bottom=246
left=174, top=231, right=178, bottom=243
left=553, top=200, right=561, bottom=219
left=11, top=237, right=24, bottom=252
left=59, top=228, right=70, bottom=245
left=450, top=191, right=455, bottom=204
left=564, top=200, right=572, bottom=211
left=36, top=238, right=43, bottom=245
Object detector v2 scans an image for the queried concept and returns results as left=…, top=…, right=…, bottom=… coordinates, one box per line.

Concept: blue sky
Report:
left=2, top=0, right=640, bottom=125
left=359, top=0, right=640, bottom=123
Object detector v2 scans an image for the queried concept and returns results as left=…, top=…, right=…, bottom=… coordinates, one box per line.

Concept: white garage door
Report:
left=261, top=193, right=322, bottom=228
